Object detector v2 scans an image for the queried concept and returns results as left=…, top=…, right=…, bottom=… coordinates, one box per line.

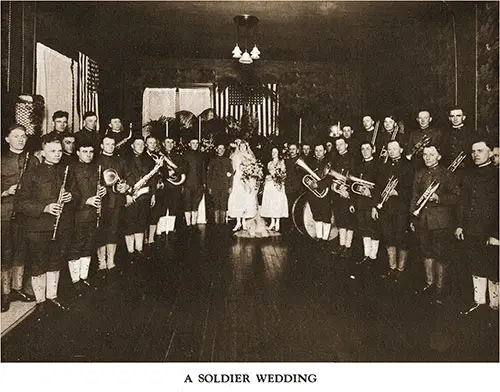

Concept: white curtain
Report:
left=142, top=88, right=177, bottom=125
left=36, top=43, right=79, bottom=134
left=178, top=87, right=211, bottom=116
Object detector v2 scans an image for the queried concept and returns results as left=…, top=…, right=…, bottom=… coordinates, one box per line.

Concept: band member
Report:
left=182, top=136, right=206, bottom=229
left=493, top=146, right=499, bottom=168
left=301, top=142, right=313, bottom=164
left=331, top=137, right=356, bottom=257
left=261, top=147, right=289, bottom=232
left=308, top=143, right=332, bottom=243
left=16, top=134, right=78, bottom=318
left=353, top=142, right=380, bottom=265
left=456, top=139, right=499, bottom=316
left=442, top=107, right=475, bottom=173
left=284, top=143, right=303, bottom=218
left=410, top=145, right=459, bottom=304
left=372, top=140, right=414, bottom=282
left=161, top=136, right=185, bottom=235
left=106, top=116, right=132, bottom=154
left=360, top=115, right=378, bottom=148
left=123, top=135, right=156, bottom=263
left=49, top=110, right=69, bottom=135
left=342, top=125, right=359, bottom=155
left=76, top=111, right=100, bottom=150
left=66, top=136, right=106, bottom=297
left=1, top=124, right=38, bottom=312
left=95, top=134, right=128, bottom=278
left=406, top=110, right=443, bottom=169
left=207, top=143, right=233, bottom=225
left=59, top=131, right=78, bottom=166
left=378, top=115, right=408, bottom=162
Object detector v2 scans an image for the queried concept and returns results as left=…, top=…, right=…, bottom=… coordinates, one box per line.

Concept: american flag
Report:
left=214, top=83, right=279, bottom=137
left=78, top=52, right=100, bottom=130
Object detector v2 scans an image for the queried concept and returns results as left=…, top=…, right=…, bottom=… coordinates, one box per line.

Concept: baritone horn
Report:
left=295, top=158, right=328, bottom=198
left=348, top=174, right=375, bottom=197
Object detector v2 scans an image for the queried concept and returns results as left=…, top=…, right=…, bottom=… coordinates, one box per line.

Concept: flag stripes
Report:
left=214, top=83, right=279, bottom=137
left=78, top=52, right=100, bottom=130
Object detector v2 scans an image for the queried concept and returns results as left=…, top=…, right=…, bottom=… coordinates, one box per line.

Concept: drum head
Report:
left=292, top=193, right=337, bottom=240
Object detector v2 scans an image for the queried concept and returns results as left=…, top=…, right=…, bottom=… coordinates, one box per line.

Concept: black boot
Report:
left=1, top=294, right=11, bottom=312
left=9, top=289, right=36, bottom=302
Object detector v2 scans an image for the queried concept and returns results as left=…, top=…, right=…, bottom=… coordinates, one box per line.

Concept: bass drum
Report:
left=292, top=192, right=338, bottom=240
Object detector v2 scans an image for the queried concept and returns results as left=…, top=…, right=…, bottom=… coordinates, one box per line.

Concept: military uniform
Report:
left=441, top=124, right=475, bottom=176
left=207, top=154, right=233, bottom=218
left=354, top=157, right=380, bottom=244
left=406, top=126, right=444, bottom=170
left=284, top=155, right=303, bottom=216
left=161, top=150, right=185, bottom=232
left=76, top=128, right=101, bottom=151
left=331, top=150, right=356, bottom=231
left=182, top=149, right=206, bottom=212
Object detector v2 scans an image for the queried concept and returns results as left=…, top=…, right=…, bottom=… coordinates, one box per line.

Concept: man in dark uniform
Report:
left=161, top=136, right=185, bottom=235
left=49, top=110, right=69, bottom=135
left=301, top=142, right=313, bottom=165
left=410, top=145, right=459, bottom=304
left=207, top=143, right=233, bottom=225
left=76, top=111, right=100, bottom=151
left=359, top=115, right=379, bottom=149
left=378, top=116, right=408, bottom=163
left=406, top=110, right=444, bottom=170
left=66, top=136, right=106, bottom=297
left=284, top=142, right=303, bottom=219
left=182, top=136, right=206, bottom=230
left=95, top=134, right=128, bottom=279
left=105, top=116, right=132, bottom=155
left=456, top=139, right=499, bottom=317
left=1, top=124, right=38, bottom=312
left=123, top=135, right=156, bottom=263
left=353, top=142, right=380, bottom=265
left=16, top=134, right=78, bottom=318
left=372, top=140, right=414, bottom=282
left=59, top=131, right=78, bottom=166
left=331, top=137, right=356, bottom=258
left=307, top=143, right=332, bottom=243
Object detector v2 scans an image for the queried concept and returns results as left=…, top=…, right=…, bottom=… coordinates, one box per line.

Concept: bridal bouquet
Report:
left=271, top=161, right=287, bottom=191
left=241, top=158, right=264, bottom=189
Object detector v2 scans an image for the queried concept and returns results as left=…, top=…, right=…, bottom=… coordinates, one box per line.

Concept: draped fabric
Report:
left=35, top=43, right=79, bottom=133
left=78, top=51, right=100, bottom=130
left=214, top=84, right=279, bottom=137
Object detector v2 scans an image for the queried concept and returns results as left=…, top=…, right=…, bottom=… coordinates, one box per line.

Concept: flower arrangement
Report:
left=240, top=157, right=264, bottom=189
left=271, top=161, right=287, bottom=191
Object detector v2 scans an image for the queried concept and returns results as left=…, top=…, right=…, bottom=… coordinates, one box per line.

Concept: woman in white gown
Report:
left=261, top=147, right=288, bottom=231
left=227, top=140, right=258, bottom=231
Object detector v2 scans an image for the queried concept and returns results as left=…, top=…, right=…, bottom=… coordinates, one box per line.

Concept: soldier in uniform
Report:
left=307, top=143, right=333, bottom=244
left=301, top=142, right=313, bottom=165
left=76, top=111, right=101, bottom=151
left=48, top=110, right=69, bottom=136
left=493, top=145, right=499, bottom=168
left=207, top=143, right=233, bottom=225
left=372, top=140, right=414, bottom=282
left=16, top=133, right=78, bottom=318
left=182, top=136, right=206, bottom=230
left=406, top=110, right=444, bottom=170
left=359, top=115, right=379, bottom=149
left=377, top=116, right=408, bottom=163
left=330, top=136, right=356, bottom=258
left=456, top=139, right=499, bottom=317
left=59, top=131, right=78, bottom=166
left=66, top=136, right=106, bottom=297
left=105, top=116, right=132, bottom=155
left=284, top=143, right=303, bottom=219
left=353, top=142, right=380, bottom=265
left=1, top=124, right=38, bottom=312
left=410, top=145, right=459, bottom=304
left=95, top=134, right=128, bottom=279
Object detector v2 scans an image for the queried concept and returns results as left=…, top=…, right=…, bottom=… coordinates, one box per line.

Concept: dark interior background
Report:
left=1, top=1, right=498, bottom=141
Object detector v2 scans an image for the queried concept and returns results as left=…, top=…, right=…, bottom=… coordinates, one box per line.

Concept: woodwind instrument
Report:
left=11, top=152, right=30, bottom=220
left=51, top=165, right=69, bottom=241
left=96, top=165, right=102, bottom=229
left=376, top=175, right=399, bottom=210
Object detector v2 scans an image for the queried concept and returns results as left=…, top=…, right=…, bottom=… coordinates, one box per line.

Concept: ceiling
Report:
left=36, top=1, right=460, bottom=64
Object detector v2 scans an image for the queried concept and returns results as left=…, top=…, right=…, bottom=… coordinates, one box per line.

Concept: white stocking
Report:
left=68, top=259, right=81, bottom=283
left=362, top=237, right=371, bottom=257
left=80, top=256, right=91, bottom=280
left=473, top=275, right=487, bottom=305
left=488, top=280, right=499, bottom=310
left=46, top=270, right=60, bottom=300
left=31, top=274, right=47, bottom=303
left=315, top=222, right=323, bottom=239
left=370, top=240, right=380, bottom=260
left=322, top=223, right=331, bottom=241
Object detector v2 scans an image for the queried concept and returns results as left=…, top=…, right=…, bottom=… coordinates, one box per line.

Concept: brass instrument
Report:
left=113, top=123, right=133, bottom=150
left=96, top=165, right=102, bottom=229
left=348, top=174, right=375, bottom=197
left=407, top=134, right=431, bottom=160
left=127, top=155, right=166, bottom=206
left=447, top=151, right=467, bottom=172
left=379, top=122, right=400, bottom=163
left=295, top=158, right=329, bottom=198
left=11, top=152, right=30, bottom=220
left=151, top=151, right=186, bottom=186
left=412, top=180, right=440, bottom=217
left=331, top=170, right=350, bottom=199
left=376, top=175, right=399, bottom=210
left=103, top=169, right=127, bottom=193
left=52, top=165, right=69, bottom=241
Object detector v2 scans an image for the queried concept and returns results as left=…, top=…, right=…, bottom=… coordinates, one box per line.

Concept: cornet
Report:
left=295, top=158, right=328, bottom=198
left=412, top=180, right=440, bottom=217
left=376, top=176, right=399, bottom=210
left=406, top=134, right=431, bottom=160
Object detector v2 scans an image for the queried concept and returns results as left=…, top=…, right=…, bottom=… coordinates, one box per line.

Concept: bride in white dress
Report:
left=227, top=140, right=258, bottom=231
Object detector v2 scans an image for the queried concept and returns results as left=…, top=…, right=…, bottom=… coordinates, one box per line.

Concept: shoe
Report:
left=330, top=245, right=340, bottom=256
left=96, top=269, right=108, bottom=282
left=356, top=256, right=371, bottom=266
left=460, top=302, right=486, bottom=316
left=35, top=302, right=47, bottom=321
left=268, top=223, right=275, bottom=231
left=9, top=289, right=36, bottom=302
left=47, top=298, right=70, bottom=313
left=73, top=281, right=84, bottom=299
left=232, top=223, right=242, bottom=232
left=80, top=279, right=97, bottom=291
left=433, top=291, right=445, bottom=306
left=1, top=294, right=11, bottom=312
left=343, top=247, right=352, bottom=259
left=416, top=283, right=436, bottom=296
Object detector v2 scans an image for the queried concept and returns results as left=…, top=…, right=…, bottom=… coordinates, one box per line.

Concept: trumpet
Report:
left=52, top=165, right=69, bottom=241
left=376, top=175, right=399, bottom=210
left=412, top=180, right=440, bottom=217
left=407, top=134, right=431, bottom=160
left=348, top=174, right=375, bottom=197
left=447, top=151, right=467, bottom=172
left=295, top=158, right=329, bottom=198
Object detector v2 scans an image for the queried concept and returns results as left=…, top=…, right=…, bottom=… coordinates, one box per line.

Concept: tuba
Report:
left=295, top=158, right=329, bottom=198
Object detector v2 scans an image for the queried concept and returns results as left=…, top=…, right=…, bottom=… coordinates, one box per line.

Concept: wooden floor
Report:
left=1, top=224, right=498, bottom=362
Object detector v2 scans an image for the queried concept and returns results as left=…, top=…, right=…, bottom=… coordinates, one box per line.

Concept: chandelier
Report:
left=231, top=15, right=260, bottom=64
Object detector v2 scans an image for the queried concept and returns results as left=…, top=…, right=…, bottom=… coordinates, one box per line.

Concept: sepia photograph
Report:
left=1, top=0, right=499, bottom=389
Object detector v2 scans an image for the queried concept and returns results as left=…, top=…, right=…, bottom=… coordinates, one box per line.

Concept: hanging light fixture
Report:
left=232, top=15, right=260, bottom=64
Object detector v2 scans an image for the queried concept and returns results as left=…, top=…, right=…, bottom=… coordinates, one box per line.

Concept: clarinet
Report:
left=11, top=152, right=30, bottom=220
left=51, top=165, right=69, bottom=241
left=96, top=165, right=102, bottom=229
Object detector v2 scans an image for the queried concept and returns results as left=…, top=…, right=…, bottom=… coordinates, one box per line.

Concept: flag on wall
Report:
left=78, top=51, right=100, bottom=130
left=214, top=83, right=279, bottom=137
